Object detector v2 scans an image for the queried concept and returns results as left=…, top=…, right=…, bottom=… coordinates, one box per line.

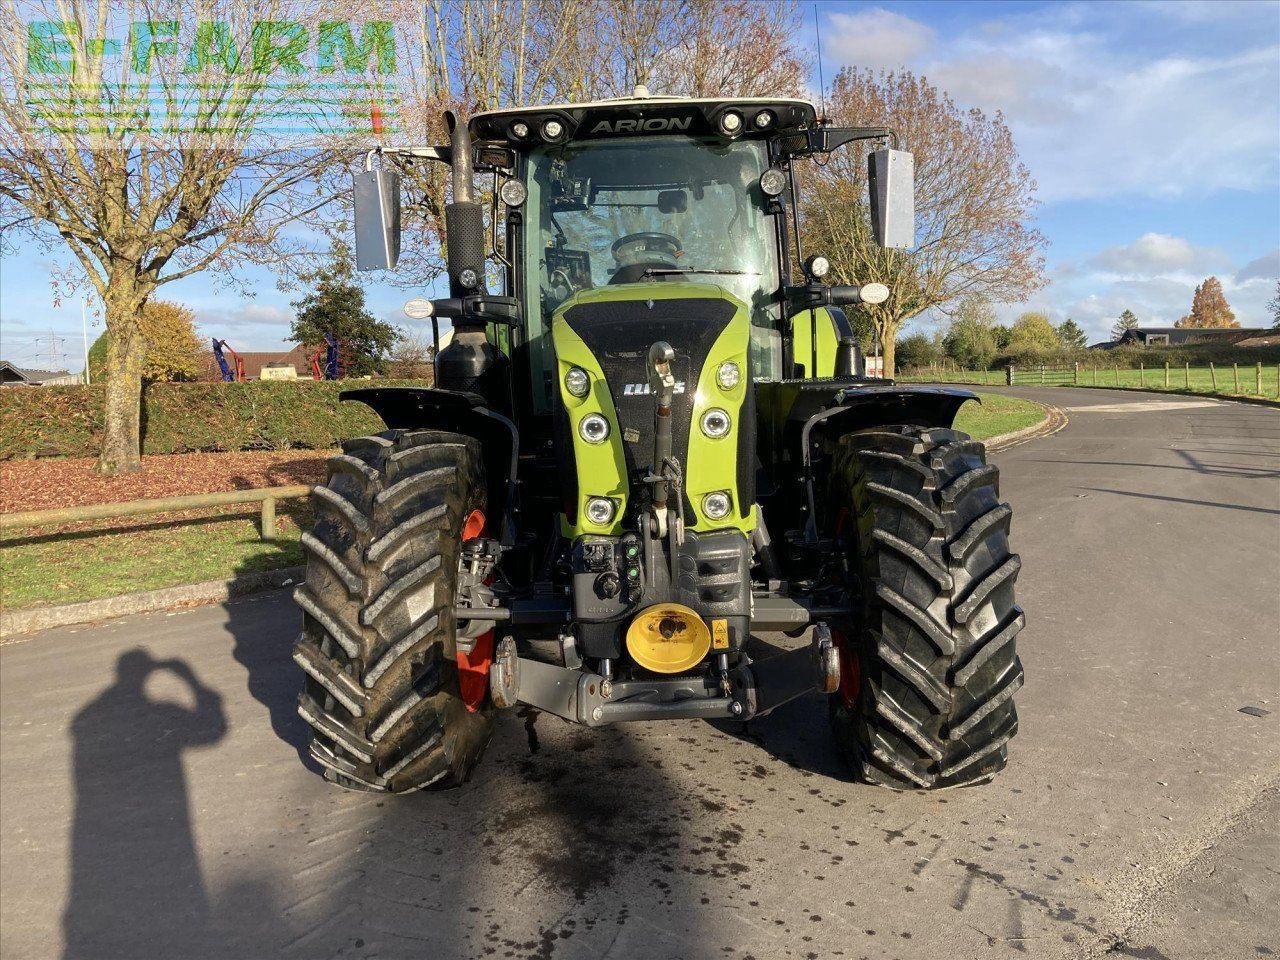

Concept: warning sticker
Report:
left=711, top=618, right=730, bottom=649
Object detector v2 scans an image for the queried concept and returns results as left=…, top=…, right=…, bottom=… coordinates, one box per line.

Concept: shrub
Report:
left=0, top=379, right=431, bottom=459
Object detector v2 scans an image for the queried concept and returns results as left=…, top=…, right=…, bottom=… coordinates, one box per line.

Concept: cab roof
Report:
left=470, top=92, right=818, bottom=148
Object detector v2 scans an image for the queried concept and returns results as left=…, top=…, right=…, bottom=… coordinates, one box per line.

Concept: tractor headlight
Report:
left=702, top=491, right=732, bottom=520
left=700, top=408, right=731, bottom=439
left=585, top=497, right=616, bottom=525
left=716, top=361, right=741, bottom=390
left=459, top=267, right=479, bottom=288
left=759, top=168, right=787, bottom=197
left=753, top=109, right=776, bottom=130
left=718, top=111, right=743, bottom=136
left=542, top=118, right=565, bottom=141
left=510, top=121, right=530, bottom=140
left=500, top=179, right=527, bottom=207
left=579, top=413, right=610, bottom=444
left=564, top=366, right=590, bottom=397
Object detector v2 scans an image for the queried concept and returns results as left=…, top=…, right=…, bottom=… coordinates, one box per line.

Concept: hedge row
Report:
left=0, top=379, right=432, bottom=459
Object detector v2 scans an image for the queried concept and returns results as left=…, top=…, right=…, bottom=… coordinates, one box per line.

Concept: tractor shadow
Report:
left=207, top=589, right=735, bottom=958
left=708, top=633, right=851, bottom=781
left=232, top=716, right=738, bottom=959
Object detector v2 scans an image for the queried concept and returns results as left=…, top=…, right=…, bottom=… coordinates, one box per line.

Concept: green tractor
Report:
left=293, top=90, right=1023, bottom=793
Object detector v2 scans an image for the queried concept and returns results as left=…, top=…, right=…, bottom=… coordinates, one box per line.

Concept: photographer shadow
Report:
left=62, top=649, right=227, bottom=959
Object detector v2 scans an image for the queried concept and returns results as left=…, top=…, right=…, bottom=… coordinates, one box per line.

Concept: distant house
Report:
left=1098, top=326, right=1270, bottom=349
left=0, top=360, right=80, bottom=386
left=202, top=344, right=315, bottom=381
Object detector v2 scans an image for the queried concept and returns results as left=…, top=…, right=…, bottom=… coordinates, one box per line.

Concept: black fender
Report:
left=340, top=387, right=519, bottom=543
left=755, top=379, right=978, bottom=541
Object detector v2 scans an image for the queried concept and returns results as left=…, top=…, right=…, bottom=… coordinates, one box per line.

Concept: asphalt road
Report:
left=2, top=386, right=1277, bottom=960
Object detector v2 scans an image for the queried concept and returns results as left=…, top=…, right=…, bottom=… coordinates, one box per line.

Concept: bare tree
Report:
left=0, top=0, right=366, bottom=472
left=379, top=0, right=806, bottom=283
left=800, top=69, right=1045, bottom=376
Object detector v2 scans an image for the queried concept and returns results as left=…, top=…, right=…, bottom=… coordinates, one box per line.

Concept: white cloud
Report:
left=1236, top=248, right=1280, bottom=284
left=825, top=9, right=935, bottom=70
left=1087, top=233, right=1230, bottom=276
left=192, top=302, right=295, bottom=351
left=827, top=5, right=1280, bottom=202
left=995, top=242, right=1280, bottom=343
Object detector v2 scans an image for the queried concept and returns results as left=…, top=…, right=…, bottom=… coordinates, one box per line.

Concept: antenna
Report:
left=813, top=3, right=827, bottom=123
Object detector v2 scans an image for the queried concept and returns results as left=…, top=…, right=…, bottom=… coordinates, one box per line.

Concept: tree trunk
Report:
left=877, top=318, right=900, bottom=379
left=97, top=279, right=148, bottom=475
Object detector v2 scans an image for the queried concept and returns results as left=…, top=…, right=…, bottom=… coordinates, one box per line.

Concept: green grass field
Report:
left=0, top=393, right=1044, bottom=610
left=1, top=509, right=307, bottom=610
left=903, top=363, right=1280, bottom=401
left=954, top=392, right=1046, bottom=440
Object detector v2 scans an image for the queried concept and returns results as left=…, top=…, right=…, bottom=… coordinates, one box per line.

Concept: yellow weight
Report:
left=625, top=603, right=712, bottom=674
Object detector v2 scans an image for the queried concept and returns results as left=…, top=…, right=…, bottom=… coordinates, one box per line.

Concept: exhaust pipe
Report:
left=435, top=109, right=495, bottom=394
left=442, top=110, right=484, bottom=296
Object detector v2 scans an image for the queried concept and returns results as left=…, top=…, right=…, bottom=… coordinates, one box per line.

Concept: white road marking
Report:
left=1063, top=399, right=1223, bottom=413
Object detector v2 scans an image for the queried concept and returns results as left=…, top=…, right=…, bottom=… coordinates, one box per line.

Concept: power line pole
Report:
left=81, top=299, right=91, bottom=384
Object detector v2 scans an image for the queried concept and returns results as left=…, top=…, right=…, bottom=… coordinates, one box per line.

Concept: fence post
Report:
left=1184, top=362, right=1190, bottom=389
left=1209, top=362, right=1217, bottom=392
left=1234, top=363, right=1241, bottom=393
left=1073, top=362, right=1079, bottom=385
left=1139, top=363, right=1144, bottom=387
left=1040, top=364, right=1045, bottom=385
left=261, top=497, right=277, bottom=540
left=1164, top=362, right=1170, bottom=388
left=1092, top=366, right=1097, bottom=386
left=1006, top=365, right=1015, bottom=386
left=1257, top=362, right=1264, bottom=396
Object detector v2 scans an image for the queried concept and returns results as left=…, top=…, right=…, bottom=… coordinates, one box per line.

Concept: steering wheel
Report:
left=609, top=232, right=685, bottom=285
left=610, top=232, right=684, bottom=259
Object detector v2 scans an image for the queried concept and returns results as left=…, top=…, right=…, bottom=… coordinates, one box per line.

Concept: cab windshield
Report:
left=524, top=135, right=780, bottom=326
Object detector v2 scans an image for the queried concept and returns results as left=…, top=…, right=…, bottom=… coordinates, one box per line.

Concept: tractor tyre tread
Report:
left=295, top=429, right=494, bottom=793
left=829, top=424, right=1023, bottom=789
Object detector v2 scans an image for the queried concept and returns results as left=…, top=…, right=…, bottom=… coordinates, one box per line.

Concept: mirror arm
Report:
left=429, top=294, right=522, bottom=327
left=784, top=125, right=900, bottom=158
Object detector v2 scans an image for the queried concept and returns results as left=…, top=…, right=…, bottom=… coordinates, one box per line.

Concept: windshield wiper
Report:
left=641, top=268, right=761, bottom=277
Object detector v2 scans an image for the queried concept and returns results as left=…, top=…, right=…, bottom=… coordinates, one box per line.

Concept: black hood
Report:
left=560, top=292, right=736, bottom=482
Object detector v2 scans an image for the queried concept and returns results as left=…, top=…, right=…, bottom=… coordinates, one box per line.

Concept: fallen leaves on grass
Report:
left=1, top=450, right=330, bottom=512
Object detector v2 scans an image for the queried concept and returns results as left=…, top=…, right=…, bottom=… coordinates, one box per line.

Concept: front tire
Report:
left=293, top=429, right=494, bottom=792
left=828, top=426, right=1024, bottom=789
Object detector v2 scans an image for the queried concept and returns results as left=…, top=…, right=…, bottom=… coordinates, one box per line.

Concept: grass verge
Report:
left=1, top=394, right=1046, bottom=611
left=1, top=507, right=308, bottom=610
left=954, top=392, right=1047, bottom=441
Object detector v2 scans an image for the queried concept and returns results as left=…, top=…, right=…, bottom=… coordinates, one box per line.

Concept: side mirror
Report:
left=353, top=167, right=402, bottom=271
left=868, top=149, right=915, bottom=249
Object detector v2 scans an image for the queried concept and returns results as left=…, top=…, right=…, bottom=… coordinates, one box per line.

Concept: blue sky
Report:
left=2, top=0, right=1278, bottom=370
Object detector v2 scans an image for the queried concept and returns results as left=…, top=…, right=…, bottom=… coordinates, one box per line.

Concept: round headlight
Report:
left=564, top=366, right=590, bottom=398
left=459, top=267, right=479, bottom=288
left=702, top=491, right=732, bottom=520
left=805, top=255, right=830, bottom=279
left=542, top=118, right=564, bottom=141
left=580, top=413, right=610, bottom=443
left=718, top=111, right=743, bottom=135
left=700, top=408, right=731, bottom=439
left=510, top=121, right=530, bottom=139
left=585, top=497, right=616, bottom=525
left=759, top=168, right=786, bottom=197
left=753, top=110, right=775, bottom=129
left=716, top=361, right=741, bottom=390
left=499, top=179, right=527, bottom=207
